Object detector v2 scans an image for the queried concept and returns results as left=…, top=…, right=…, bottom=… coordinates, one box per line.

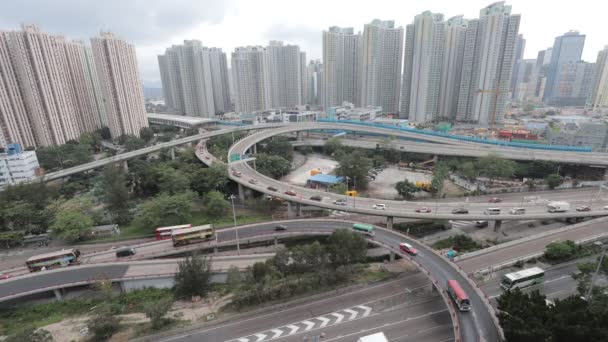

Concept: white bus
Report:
left=500, top=267, right=545, bottom=290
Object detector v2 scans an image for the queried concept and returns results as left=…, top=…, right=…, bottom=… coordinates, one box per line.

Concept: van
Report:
left=116, top=247, right=136, bottom=258
left=509, top=208, right=525, bottom=215
left=475, top=221, right=489, bottom=228
left=484, top=208, right=501, bottom=215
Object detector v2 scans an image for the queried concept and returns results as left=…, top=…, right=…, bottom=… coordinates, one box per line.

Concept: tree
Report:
left=395, top=179, right=418, bottom=200
left=144, top=297, right=174, bottom=330
left=189, top=164, right=228, bottom=195
left=335, top=150, right=372, bottom=189
left=545, top=174, right=563, bottom=190
left=497, top=289, right=552, bottom=342
left=272, top=248, right=291, bottom=275
left=1, top=200, right=36, bottom=231
left=329, top=183, right=347, bottom=195
left=155, top=166, right=190, bottom=194
left=431, top=163, right=449, bottom=197
left=459, top=161, right=478, bottom=181
left=0, top=232, right=24, bottom=248
left=132, top=191, right=196, bottom=231
left=226, top=266, right=243, bottom=291
left=477, top=154, right=515, bottom=183
left=87, top=306, right=120, bottom=342
left=544, top=240, right=577, bottom=261
left=324, top=137, right=343, bottom=156
left=263, top=136, right=293, bottom=161
left=203, top=191, right=230, bottom=219
left=122, top=135, right=146, bottom=151
left=255, top=154, right=291, bottom=179
left=140, top=127, right=155, bottom=142
left=100, top=165, right=130, bottom=223
left=50, top=209, right=93, bottom=242
left=326, top=229, right=367, bottom=266
left=174, top=253, right=212, bottom=299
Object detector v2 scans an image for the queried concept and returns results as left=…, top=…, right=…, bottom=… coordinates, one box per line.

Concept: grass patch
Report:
left=353, top=265, right=395, bottom=283
left=432, top=234, right=482, bottom=253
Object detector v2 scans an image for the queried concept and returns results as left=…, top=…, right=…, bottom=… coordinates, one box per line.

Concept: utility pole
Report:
left=229, top=194, right=240, bottom=255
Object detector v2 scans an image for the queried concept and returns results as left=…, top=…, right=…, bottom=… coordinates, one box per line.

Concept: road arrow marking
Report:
left=254, top=333, right=267, bottom=342
left=302, top=320, right=315, bottom=331
left=270, top=329, right=283, bottom=339
left=317, top=316, right=330, bottom=328
left=331, top=312, right=344, bottom=324
left=286, top=325, right=299, bottom=335
left=237, top=339, right=249, bottom=342
left=344, top=308, right=358, bottom=320
left=357, top=305, right=372, bottom=317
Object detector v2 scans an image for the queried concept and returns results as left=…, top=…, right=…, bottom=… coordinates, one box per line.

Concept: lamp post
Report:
left=229, top=194, right=240, bottom=255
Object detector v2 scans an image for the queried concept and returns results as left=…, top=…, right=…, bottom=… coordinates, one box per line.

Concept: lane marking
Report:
left=344, top=308, right=358, bottom=320
left=331, top=312, right=344, bottom=324
left=254, top=333, right=266, bottom=342
left=357, top=305, right=372, bottom=317
left=302, top=320, right=315, bottom=331
left=286, top=325, right=299, bottom=335
left=270, top=329, right=283, bottom=339
left=317, top=316, right=330, bottom=328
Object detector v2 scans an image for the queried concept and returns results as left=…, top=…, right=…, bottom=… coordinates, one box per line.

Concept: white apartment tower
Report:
left=300, top=51, right=308, bottom=106
left=456, top=2, right=521, bottom=124
left=323, top=27, right=360, bottom=108
left=307, top=60, right=323, bottom=106
left=401, top=12, right=446, bottom=122
left=588, top=46, right=608, bottom=110
left=231, top=46, right=271, bottom=112
left=91, top=32, right=148, bottom=138
left=439, top=16, right=468, bottom=120
left=359, top=20, right=404, bottom=114
left=266, top=41, right=303, bottom=108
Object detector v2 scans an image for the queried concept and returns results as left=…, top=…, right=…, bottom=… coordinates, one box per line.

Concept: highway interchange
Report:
left=4, top=121, right=608, bottom=341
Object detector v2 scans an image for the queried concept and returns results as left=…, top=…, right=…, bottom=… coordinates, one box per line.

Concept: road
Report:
left=226, top=123, right=608, bottom=221
left=150, top=273, right=453, bottom=342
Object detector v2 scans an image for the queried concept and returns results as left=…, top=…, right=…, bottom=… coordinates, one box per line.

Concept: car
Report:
left=372, top=203, right=386, bottom=210
left=399, top=242, right=418, bottom=256
left=475, top=221, right=489, bottom=228
left=232, top=171, right=243, bottom=177
left=285, top=190, right=297, bottom=196
left=275, top=225, right=287, bottom=231
left=248, top=179, right=258, bottom=185
left=415, top=207, right=431, bottom=213
left=452, top=208, right=469, bottom=214
left=334, top=199, right=347, bottom=206
left=576, top=205, right=591, bottom=212
left=603, top=205, right=608, bottom=211
left=509, top=208, right=526, bottom=215
left=310, top=195, right=322, bottom=201
left=488, top=197, right=502, bottom=203
left=267, top=186, right=278, bottom=192
left=0, top=273, right=10, bottom=280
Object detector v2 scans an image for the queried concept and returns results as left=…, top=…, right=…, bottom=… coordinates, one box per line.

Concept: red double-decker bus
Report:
left=447, top=279, right=471, bottom=312
left=155, top=224, right=192, bottom=240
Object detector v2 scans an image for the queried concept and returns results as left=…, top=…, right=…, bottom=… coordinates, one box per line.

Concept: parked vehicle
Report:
left=547, top=201, right=570, bottom=213
left=452, top=208, right=469, bottom=214
left=484, top=208, right=501, bottom=215
left=415, top=207, right=431, bottom=213
left=509, top=208, right=526, bottom=215
left=399, top=242, right=418, bottom=256
left=372, top=204, right=386, bottom=210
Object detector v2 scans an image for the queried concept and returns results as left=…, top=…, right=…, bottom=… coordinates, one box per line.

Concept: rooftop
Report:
left=308, top=174, right=344, bottom=185
left=147, top=113, right=217, bottom=125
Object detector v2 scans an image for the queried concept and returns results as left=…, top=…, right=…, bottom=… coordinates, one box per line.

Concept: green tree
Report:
left=431, top=163, right=449, bottom=196
left=477, top=154, right=515, bottom=183
left=122, top=135, right=146, bottom=151
left=497, top=289, right=552, bottom=342
left=326, top=229, right=367, bottom=266
left=329, top=182, right=348, bottom=195
left=174, top=253, right=212, bottom=299
left=203, top=191, right=230, bottom=219
left=459, top=161, right=478, bottom=181
left=100, top=165, right=130, bottom=223
left=1, top=200, right=36, bottom=230
left=140, top=127, right=155, bottom=142
left=226, top=266, right=243, bottom=291
left=395, top=179, right=418, bottom=200
left=263, top=136, right=294, bottom=161
left=87, top=306, right=120, bottom=342
left=335, top=150, right=372, bottom=189
left=50, top=209, right=93, bottom=242
left=189, top=164, right=228, bottom=195
left=544, top=240, right=577, bottom=261
left=272, top=248, right=291, bottom=275
left=544, top=174, right=563, bottom=190
left=323, top=137, right=344, bottom=156
left=132, top=191, right=196, bottom=231
left=155, top=166, right=190, bottom=194
left=255, top=154, right=291, bottom=179
left=144, top=297, right=174, bottom=330
left=0, top=231, right=24, bottom=248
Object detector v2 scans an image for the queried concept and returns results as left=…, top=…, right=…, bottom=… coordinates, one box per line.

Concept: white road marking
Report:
left=357, top=305, right=372, bottom=317
left=237, top=339, right=249, bottom=342
left=270, top=329, right=283, bottom=339
left=344, top=308, right=358, bottom=320
left=317, top=316, right=330, bottom=328
left=286, top=325, right=299, bottom=335
left=254, top=333, right=266, bottom=342
left=302, top=320, right=315, bottom=331
left=331, top=312, right=344, bottom=324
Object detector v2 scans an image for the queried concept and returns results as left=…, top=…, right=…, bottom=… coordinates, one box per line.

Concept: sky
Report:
left=1, top=0, right=607, bottom=88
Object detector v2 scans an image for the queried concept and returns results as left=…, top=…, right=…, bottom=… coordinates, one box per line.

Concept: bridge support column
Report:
left=122, top=160, right=128, bottom=172
left=296, top=131, right=303, bottom=141
left=287, top=202, right=295, bottom=219
left=386, top=216, right=394, bottom=229
left=296, top=203, right=302, bottom=217
left=389, top=251, right=395, bottom=262
left=214, top=246, right=218, bottom=255
left=493, top=220, right=502, bottom=232
left=170, top=147, right=175, bottom=160
left=274, top=236, right=278, bottom=246
left=53, top=289, right=63, bottom=301
left=253, top=144, right=257, bottom=155
left=238, top=183, right=245, bottom=201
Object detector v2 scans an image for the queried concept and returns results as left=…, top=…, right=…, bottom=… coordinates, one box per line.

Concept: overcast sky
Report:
left=1, top=0, right=606, bottom=87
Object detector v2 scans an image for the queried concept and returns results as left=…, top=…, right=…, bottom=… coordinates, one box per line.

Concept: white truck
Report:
left=547, top=201, right=570, bottom=213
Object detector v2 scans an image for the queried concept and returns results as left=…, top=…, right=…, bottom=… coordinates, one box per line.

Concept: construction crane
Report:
left=476, top=88, right=510, bottom=129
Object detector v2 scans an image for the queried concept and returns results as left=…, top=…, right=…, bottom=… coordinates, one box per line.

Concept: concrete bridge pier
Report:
left=122, top=160, right=129, bottom=172
left=296, top=203, right=302, bottom=217
left=287, top=202, right=295, bottom=219
left=493, top=220, right=502, bottom=232
left=389, top=251, right=396, bottom=262
left=274, top=236, right=279, bottom=246
left=238, top=183, right=245, bottom=201
left=386, top=216, right=394, bottom=229
left=170, top=147, right=176, bottom=160
left=296, top=131, right=303, bottom=141
left=53, top=289, right=63, bottom=301
left=252, top=144, right=257, bottom=154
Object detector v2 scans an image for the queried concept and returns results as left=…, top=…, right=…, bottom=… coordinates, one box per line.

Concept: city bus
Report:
left=446, top=279, right=471, bottom=312
left=155, top=224, right=192, bottom=240
left=25, top=249, right=81, bottom=272
left=352, top=223, right=375, bottom=237
left=500, top=267, right=545, bottom=290
left=172, top=225, right=215, bottom=247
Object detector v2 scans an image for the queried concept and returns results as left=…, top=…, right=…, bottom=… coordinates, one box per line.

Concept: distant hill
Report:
left=143, top=87, right=163, bottom=100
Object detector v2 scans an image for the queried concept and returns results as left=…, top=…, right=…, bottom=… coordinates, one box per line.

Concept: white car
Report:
left=372, top=204, right=386, bottom=210
left=603, top=206, right=608, bottom=210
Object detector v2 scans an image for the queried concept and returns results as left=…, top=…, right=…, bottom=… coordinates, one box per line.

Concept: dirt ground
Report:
left=284, top=153, right=338, bottom=186
left=367, top=166, right=432, bottom=200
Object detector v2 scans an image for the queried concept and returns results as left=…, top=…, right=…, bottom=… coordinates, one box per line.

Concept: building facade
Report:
left=510, top=34, right=526, bottom=97
left=266, top=41, right=303, bottom=108
left=439, top=16, right=468, bottom=120
left=231, top=46, right=271, bottom=112
left=544, top=31, right=586, bottom=104
left=0, top=144, right=40, bottom=187
left=588, top=46, right=608, bottom=110
left=306, top=60, right=323, bottom=106
left=549, top=61, right=595, bottom=107
left=91, top=32, right=148, bottom=138
left=359, top=19, right=403, bottom=114
left=323, top=27, right=360, bottom=108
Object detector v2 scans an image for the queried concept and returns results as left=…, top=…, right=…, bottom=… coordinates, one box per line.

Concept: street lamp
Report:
left=229, top=194, right=240, bottom=255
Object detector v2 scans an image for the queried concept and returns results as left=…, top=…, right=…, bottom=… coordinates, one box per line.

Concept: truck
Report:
left=547, top=201, right=570, bottom=213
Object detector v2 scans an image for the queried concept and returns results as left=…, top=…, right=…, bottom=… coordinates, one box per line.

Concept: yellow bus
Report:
left=171, top=225, right=215, bottom=247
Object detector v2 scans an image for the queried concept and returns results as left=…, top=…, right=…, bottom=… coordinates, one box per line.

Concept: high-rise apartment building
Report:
left=323, top=27, right=360, bottom=109
left=91, top=32, right=148, bottom=138
left=359, top=19, right=403, bottom=114
left=588, top=46, right=608, bottom=110
left=512, top=59, right=536, bottom=102
left=300, top=51, right=308, bottom=106
left=266, top=41, right=303, bottom=108
left=549, top=61, right=595, bottom=106
left=231, top=46, right=271, bottom=112
left=401, top=11, right=446, bottom=122
left=544, top=31, right=586, bottom=104
left=158, top=41, right=230, bottom=117
left=307, top=60, right=323, bottom=106
left=510, top=34, right=526, bottom=97
left=456, top=2, right=520, bottom=124
left=439, top=16, right=468, bottom=120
